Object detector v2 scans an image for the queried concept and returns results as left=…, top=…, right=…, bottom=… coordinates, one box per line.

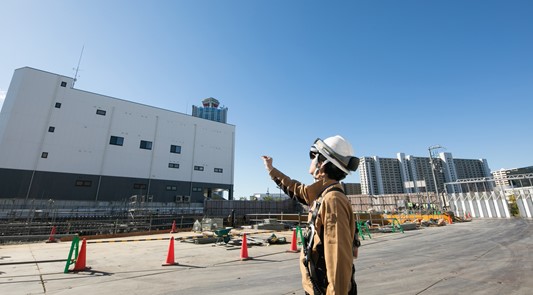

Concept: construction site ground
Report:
left=1, top=218, right=531, bottom=295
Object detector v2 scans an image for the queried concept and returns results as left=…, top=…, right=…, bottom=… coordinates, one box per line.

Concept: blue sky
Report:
left=1, top=0, right=532, bottom=198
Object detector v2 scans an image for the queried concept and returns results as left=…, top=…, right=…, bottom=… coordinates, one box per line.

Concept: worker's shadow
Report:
left=161, top=263, right=205, bottom=269
left=67, top=267, right=113, bottom=276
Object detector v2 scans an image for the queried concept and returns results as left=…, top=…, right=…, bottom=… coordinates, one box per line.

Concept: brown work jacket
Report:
left=269, top=168, right=355, bottom=294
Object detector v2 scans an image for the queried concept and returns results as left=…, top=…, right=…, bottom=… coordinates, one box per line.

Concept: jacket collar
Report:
left=307, top=179, right=340, bottom=200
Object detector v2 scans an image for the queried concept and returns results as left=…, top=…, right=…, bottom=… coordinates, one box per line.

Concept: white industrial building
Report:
left=0, top=67, right=235, bottom=204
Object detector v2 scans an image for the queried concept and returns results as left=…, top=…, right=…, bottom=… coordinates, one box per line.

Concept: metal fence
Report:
left=204, top=198, right=300, bottom=218
left=0, top=214, right=200, bottom=244
left=0, top=198, right=203, bottom=221
left=347, top=192, right=441, bottom=214
left=0, top=198, right=301, bottom=242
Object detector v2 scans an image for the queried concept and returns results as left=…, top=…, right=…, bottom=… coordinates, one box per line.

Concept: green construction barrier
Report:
left=296, top=226, right=304, bottom=246
left=391, top=218, right=404, bottom=233
left=357, top=221, right=372, bottom=240
left=64, top=236, right=80, bottom=273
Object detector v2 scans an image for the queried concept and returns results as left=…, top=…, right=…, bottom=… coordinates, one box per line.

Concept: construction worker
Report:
left=261, top=135, right=360, bottom=295
left=227, top=209, right=236, bottom=228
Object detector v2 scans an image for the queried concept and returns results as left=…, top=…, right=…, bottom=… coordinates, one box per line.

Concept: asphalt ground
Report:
left=1, top=219, right=531, bottom=295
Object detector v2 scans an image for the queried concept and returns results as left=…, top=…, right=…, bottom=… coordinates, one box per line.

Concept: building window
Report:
left=96, top=109, right=106, bottom=116
left=109, top=136, right=124, bottom=146
left=41, top=152, right=48, bottom=158
left=194, top=166, right=204, bottom=171
left=168, top=163, right=180, bottom=169
left=134, top=183, right=147, bottom=190
left=170, top=145, right=181, bottom=154
left=55, top=102, right=62, bottom=108
left=166, top=185, right=177, bottom=191
left=48, top=126, right=55, bottom=132
left=192, top=187, right=202, bottom=192
left=75, top=180, right=92, bottom=187
left=140, top=140, right=153, bottom=150
left=60, top=81, right=67, bottom=87
left=214, top=168, right=223, bottom=173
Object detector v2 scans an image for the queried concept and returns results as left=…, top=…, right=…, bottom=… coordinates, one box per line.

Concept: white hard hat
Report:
left=310, top=135, right=360, bottom=174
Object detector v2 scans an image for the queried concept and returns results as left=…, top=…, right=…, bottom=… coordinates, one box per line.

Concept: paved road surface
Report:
left=0, top=219, right=531, bottom=294
left=357, top=218, right=532, bottom=295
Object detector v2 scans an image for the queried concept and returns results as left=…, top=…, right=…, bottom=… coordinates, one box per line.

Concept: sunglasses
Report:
left=309, top=152, right=318, bottom=160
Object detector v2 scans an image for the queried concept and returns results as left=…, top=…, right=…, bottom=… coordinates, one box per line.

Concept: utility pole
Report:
left=428, top=145, right=445, bottom=210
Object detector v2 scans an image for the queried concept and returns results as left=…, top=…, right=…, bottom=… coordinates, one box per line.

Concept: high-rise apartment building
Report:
left=191, top=97, right=228, bottom=123
left=492, top=166, right=533, bottom=188
left=360, top=152, right=491, bottom=195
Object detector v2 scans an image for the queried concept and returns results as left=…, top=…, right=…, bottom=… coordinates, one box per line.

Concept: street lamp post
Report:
left=428, top=145, right=445, bottom=210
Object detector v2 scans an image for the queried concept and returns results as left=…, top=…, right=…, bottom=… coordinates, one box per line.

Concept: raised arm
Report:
left=261, top=156, right=314, bottom=205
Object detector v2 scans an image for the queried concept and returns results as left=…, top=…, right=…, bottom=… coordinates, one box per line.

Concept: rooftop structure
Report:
left=192, top=97, right=228, bottom=123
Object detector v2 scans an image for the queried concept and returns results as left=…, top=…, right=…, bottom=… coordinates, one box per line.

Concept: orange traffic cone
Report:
left=240, top=233, right=251, bottom=260
left=170, top=220, right=177, bottom=233
left=162, top=237, right=179, bottom=266
left=286, top=229, right=299, bottom=253
left=46, top=226, right=57, bottom=243
left=72, top=238, right=90, bottom=271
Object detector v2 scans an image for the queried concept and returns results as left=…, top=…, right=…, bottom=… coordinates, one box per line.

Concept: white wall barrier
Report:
left=448, top=187, right=532, bottom=219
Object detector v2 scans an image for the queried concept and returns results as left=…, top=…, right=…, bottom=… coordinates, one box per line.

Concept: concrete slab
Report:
left=1, top=219, right=532, bottom=295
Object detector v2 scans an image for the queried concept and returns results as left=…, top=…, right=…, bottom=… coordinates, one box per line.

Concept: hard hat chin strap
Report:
left=313, top=159, right=330, bottom=179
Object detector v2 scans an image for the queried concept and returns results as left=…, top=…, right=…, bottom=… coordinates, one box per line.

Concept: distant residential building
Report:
left=252, top=192, right=290, bottom=201
left=343, top=183, right=361, bottom=195
left=191, top=97, right=228, bottom=123
left=492, top=166, right=533, bottom=188
left=360, top=152, right=491, bottom=195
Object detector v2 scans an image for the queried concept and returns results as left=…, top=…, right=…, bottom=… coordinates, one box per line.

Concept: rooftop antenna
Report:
left=72, top=45, right=84, bottom=87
